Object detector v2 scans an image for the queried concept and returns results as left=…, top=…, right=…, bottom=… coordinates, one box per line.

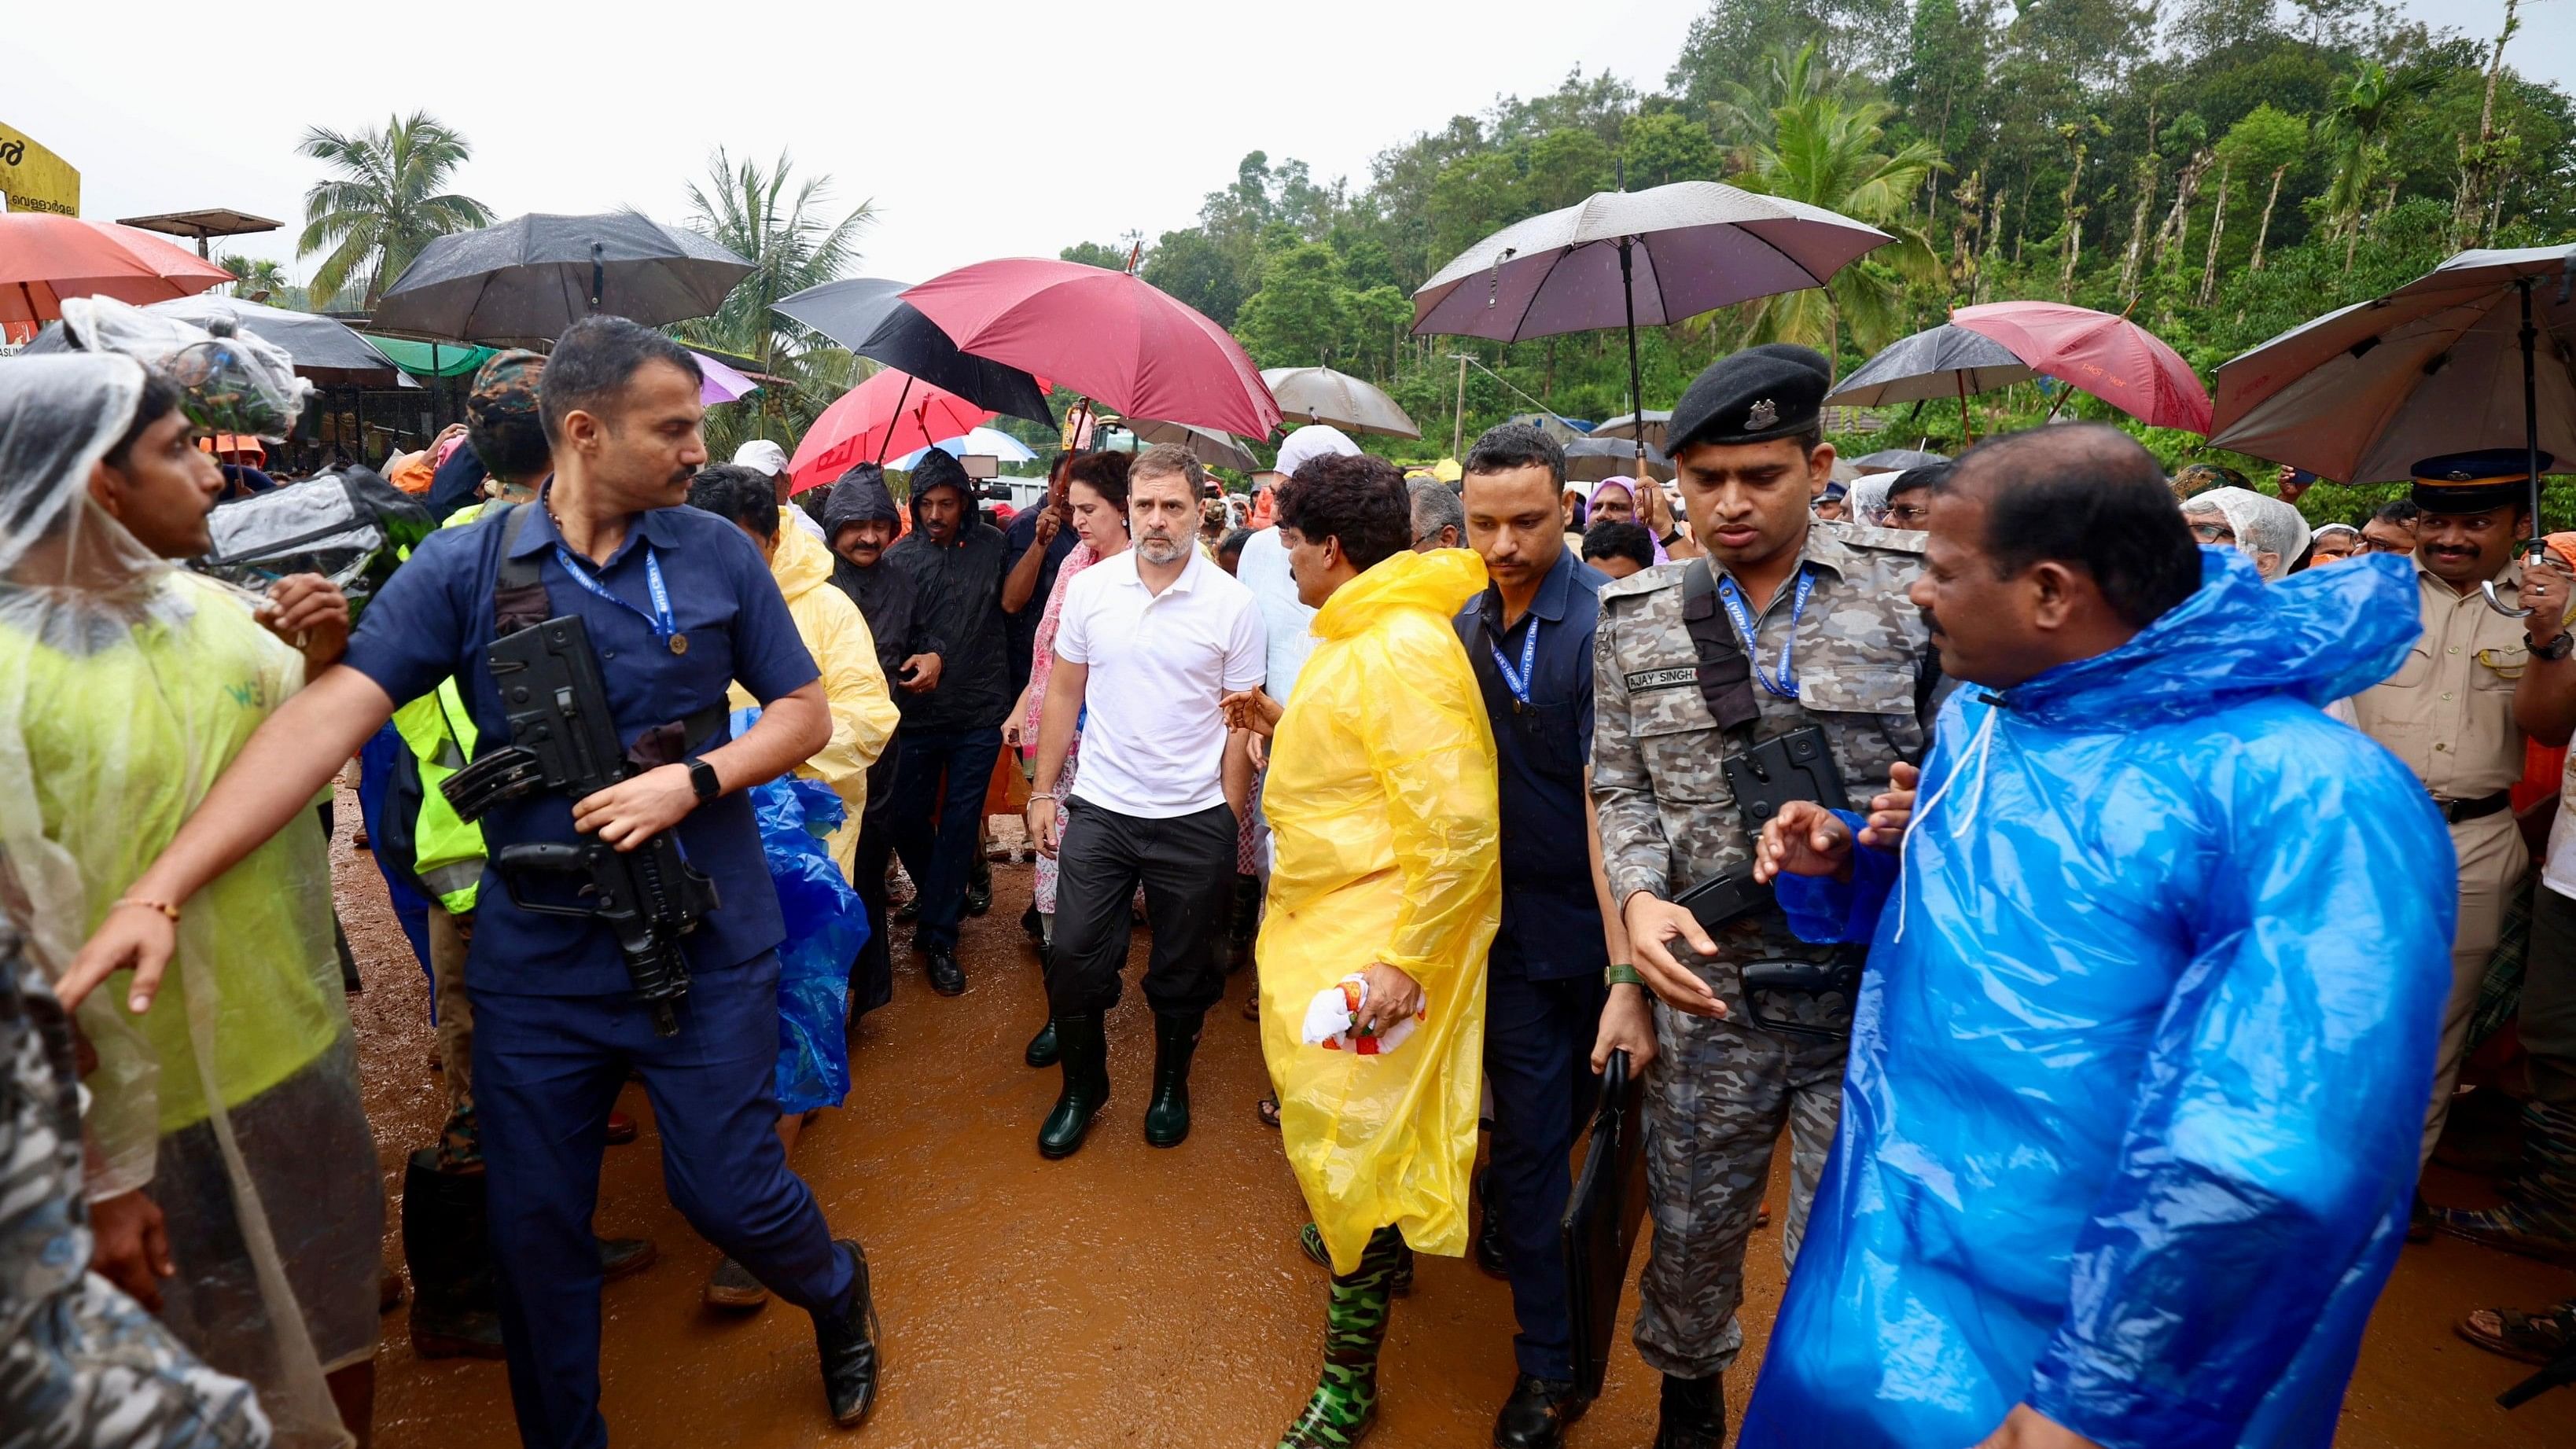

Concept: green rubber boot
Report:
left=1036, top=1013, right=1110, bottom=1160
left=1277, top=1226, right=1405, bottom=1449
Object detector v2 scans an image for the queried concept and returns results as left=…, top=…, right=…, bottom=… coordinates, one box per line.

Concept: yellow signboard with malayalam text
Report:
left=0, top=123, right=81, bottom=216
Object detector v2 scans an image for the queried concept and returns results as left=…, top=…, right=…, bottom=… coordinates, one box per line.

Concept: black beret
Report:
left=1669, top=346, right=1832, bottom=454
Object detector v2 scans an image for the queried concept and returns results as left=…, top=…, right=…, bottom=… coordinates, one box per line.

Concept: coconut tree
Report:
left=1728, top=71, right=1945, bottom=362
left=676, top=148, right=874, bottom=454
left=218, top=255, right=293, bottom=303
left=295, top=112, right=493, bottom=308
left=2317, top=61, right=2436, bottom=259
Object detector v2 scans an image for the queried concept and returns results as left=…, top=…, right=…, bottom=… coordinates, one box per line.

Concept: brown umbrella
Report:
left=1259, top=366, right=1420, bottom=439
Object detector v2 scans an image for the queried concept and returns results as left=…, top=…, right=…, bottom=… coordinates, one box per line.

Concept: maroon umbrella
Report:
left=1950, top=301, right=2212, bottom=435
left=901, top=259, right=1280, bottom=440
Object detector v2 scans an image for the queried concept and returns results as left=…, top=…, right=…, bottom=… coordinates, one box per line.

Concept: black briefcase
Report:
left=1561, top=1048, right=1650, bottom=1401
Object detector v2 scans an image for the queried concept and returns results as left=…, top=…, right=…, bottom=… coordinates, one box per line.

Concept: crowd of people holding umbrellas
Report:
left=2, top=154, right=2574, bottom=1449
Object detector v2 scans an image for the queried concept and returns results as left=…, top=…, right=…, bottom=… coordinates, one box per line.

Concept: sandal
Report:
left=1257, top=1094, right=1281, bottom=1130
left=2456, top=1300, right=2576, bottom=1366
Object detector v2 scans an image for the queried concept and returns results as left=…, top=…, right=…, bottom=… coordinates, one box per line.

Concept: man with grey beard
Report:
left=1023, top=444, right=1268, bottom=1158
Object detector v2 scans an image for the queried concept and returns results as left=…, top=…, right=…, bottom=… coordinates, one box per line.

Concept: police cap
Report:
left=1668, top=344, right=1831, bottom=455
left=2410, top=448, right=2554, bottom=515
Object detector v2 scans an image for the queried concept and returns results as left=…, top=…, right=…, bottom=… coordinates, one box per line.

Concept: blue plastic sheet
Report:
left=1739, top=550, right=2459, bottom=1449
left=736, top=708, right=869, bottom=1115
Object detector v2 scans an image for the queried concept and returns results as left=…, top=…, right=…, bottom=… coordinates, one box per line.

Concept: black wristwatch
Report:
left=687, top=759, right=723, bottom=803
left=2537, top=631, right=2576, bottom=663
left=1658, top=529, right=1684, bottom=547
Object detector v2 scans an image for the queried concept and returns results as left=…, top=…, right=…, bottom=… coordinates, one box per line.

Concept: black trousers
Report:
left=1485, top=965, right=1607, bottom=1380
left=1044, top=797, right=1235, bottom=1020
left=849, top=737, right=903, bottom=1017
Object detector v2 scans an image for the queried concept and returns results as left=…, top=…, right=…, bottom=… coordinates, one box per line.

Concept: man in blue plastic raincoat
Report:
left=1738, top=425, right=2456, bottom=1449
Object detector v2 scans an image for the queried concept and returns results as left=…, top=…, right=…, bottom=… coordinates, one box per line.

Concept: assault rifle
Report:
left=441, top=612, right=717, bottom=1036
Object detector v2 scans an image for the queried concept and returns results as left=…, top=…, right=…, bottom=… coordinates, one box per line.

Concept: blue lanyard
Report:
left=1717, top=568, right=1815, bottom=700
left=553, top=542, right=684, bottom=653
left=1489, top=617, right=1540, bottom=709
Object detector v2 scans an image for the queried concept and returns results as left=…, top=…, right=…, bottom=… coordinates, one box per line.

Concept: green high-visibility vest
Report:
left=389, top=500, right=503, bottom=913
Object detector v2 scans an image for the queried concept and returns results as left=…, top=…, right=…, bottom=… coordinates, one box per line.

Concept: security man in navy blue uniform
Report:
left=64, top=317, right=883, bottom=1448
left=1454, top=423, right=1660, bottom=1449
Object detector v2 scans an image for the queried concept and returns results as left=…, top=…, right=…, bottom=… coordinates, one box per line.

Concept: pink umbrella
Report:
left=786, top=368, right=991, bottom=495
left=901, top=259, right=1279, bottom=439
left=0, top=214, right=234, bottom=332
left=690, top=350, right=760, bottom=405
left=1949, top=301, right=2212, bottom=435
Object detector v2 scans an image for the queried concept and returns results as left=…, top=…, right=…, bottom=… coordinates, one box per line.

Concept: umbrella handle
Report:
left=2483, top=577, right=2534, bottom=620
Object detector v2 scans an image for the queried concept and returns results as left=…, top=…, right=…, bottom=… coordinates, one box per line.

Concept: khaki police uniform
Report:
left=2350, top=561, right=2532, bottom=1165
left=1592, top=523, right=1932, bottom=1377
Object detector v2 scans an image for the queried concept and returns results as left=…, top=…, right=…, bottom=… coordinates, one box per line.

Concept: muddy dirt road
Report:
left=330, top=812, right=2576, bottom=1448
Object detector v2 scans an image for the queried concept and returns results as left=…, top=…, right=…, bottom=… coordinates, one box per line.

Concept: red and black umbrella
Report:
left=900, top=259, right=1279, bottom=441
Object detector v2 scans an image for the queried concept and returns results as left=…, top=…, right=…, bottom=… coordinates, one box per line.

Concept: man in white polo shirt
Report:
left=1026, top=444, right=1267, bottom=1159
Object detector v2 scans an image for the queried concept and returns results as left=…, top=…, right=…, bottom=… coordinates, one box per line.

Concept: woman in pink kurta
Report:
left=1008, top=464, right=1132, bottom=931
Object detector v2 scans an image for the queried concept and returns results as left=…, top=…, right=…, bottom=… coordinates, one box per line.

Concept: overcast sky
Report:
left=13, top=0, right=2570, bottom=296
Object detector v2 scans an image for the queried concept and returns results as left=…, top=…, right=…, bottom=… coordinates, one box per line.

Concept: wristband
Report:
left=1658, top=530, right=1683, bottom=547
left=1606, top=963, right=1645, bottom=987
left=113, top=896, right=182, bottom=922
left=1029, top=792, right=1057, bottom=802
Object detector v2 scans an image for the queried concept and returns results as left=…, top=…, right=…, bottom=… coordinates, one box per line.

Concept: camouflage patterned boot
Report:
left=1277, top=1226, right=1406, bottom=1449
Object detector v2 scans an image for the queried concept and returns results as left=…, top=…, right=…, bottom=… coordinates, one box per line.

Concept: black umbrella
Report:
left=1564, top=436, right=1673, bottom=483
left=1853, top=448, right=1948, bottom=470
left=1823, top=323, right=2033, bottom=442
left=371, top=211, right=752, bottom=343
left=772, top=277, right=1053, bottom=425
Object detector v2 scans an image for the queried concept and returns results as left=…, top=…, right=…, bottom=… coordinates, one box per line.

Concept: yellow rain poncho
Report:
left=0, top=354, right=372, bottom=1448
left=729, top=518, right=897, bottom=875
left=1257, top=547, right=1500, bottom=1273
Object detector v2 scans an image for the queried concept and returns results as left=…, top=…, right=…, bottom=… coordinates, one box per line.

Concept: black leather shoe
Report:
left=597, top=1235, right=657, bottom=1283
left=814, top=1239, right=881, bottom=1428
left=1494, top=1374, right=1588, bottom=1449
left=1474, top=1197, right=1509, bottom=1278
left=1020, top=903, right=1046, bottom=947
left=1025, top=1017, right=1060, bottom=1068
left=892, top=896, right=919, bottom=923
left=1653, top=1373, right=1725, bottom=1449
left=1038, top=1013, right=1110, bottom=1159
left=926, top=947, right=966, bottom=997
left=963, top=869, right=992, bottom=918
left=1142, top=1011, right=1203, bottom=1148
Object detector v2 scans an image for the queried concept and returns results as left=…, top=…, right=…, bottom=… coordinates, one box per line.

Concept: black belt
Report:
left=2437, top=789, right=2512, bottom=824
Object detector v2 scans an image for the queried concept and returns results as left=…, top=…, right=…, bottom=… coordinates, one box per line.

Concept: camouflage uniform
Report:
left=1, top=925, right=271, bottom=1449
left=1592, top=523, right=1933, bottom=1378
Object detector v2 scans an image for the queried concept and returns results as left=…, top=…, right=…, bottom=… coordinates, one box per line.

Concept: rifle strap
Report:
left=1680, top=558, right=1762, bottom=739
left=493, top=503, right=552, bottom=636
left=489, top=502, right=727, bottom=770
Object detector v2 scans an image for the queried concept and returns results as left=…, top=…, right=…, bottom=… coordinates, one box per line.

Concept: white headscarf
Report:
left=1273, top=424, right=1362, bottom=480
left=2184, top=485, right=2312, bottom=581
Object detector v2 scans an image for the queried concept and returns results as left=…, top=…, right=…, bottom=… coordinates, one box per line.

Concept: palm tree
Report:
left=2317, top=62, right=2436, bottom=254
left=1728, top=73, right=1945, bottom=361
left=296, top=112, right=493, bottom=308
left=218, top=254, right=293, bottom=303
left=676, top=149, right=874, bottom=454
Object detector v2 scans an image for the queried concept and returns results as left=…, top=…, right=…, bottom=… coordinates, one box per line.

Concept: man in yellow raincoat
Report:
left=1227, top=451, right=1500, bottom=1449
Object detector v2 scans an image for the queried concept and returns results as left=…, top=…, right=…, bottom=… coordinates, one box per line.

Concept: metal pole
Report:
left=1452, top=352, right=1470, bottom=459
left=875, top=373, right=915, bottom=465
left=1618, top=237, right=1647, bottom=478
left=2523, top=277, right=2542, bottom=539
left=2479, top=276, right=2545, bottom=617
